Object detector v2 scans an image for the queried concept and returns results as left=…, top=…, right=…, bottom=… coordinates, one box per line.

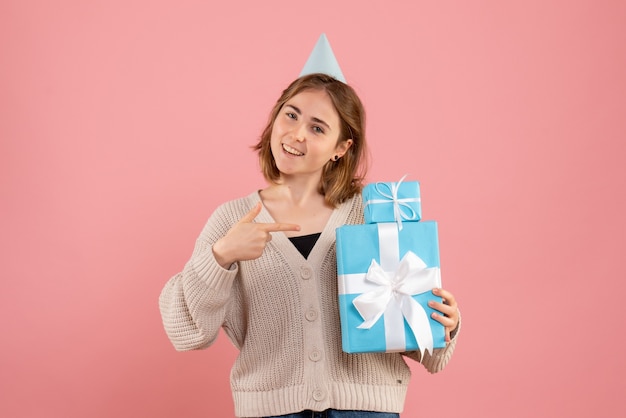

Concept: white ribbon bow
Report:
left=363, top=174, right=420, bottom=230
left=352, top=251, right=441, bottom=358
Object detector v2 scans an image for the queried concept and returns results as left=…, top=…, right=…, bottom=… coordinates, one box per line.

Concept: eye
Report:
left=286, top=112, right=297, bottom=120
left=312, top=125, right=325, bottom=134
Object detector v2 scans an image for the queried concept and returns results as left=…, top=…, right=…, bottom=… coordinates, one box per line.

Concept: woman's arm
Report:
left=158, top=206, right=239, bottom=351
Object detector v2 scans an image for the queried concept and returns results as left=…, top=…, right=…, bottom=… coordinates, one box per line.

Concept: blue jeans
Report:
left=265, top=411, right=399, bottom=418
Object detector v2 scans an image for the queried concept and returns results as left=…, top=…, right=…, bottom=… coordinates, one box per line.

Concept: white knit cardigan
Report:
left=159, top=191, right=460, bottom=417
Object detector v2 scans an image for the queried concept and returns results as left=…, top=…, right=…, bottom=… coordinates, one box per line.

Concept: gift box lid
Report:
left=362, top=176, right=421, bottom=226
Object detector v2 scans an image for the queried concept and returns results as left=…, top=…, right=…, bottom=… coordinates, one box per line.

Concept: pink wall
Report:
left=2, top=1, right=625, bottom=417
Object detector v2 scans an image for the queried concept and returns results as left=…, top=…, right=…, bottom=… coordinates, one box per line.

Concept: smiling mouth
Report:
left=282, top=144, right=304, bottom=156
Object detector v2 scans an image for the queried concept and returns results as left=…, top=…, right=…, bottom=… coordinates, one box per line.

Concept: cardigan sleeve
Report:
left=158, top=203, right=241, bottom=351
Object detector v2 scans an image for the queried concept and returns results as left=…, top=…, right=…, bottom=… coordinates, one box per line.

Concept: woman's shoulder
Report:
left=193, top=192, right=261, bottom=240
left=338, top=191, right=364, bottom=225
left=209, top=191, right=261, bottom=222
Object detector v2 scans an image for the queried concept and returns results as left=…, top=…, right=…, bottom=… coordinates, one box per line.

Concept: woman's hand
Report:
left=429, top=288, right=460, bottom=342
left=212, top=202, right=300, bottom=268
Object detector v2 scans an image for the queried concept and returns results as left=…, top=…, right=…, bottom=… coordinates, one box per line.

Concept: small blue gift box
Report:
left=362, top=178, right=421, bottom=225
left=335, top=221, right=445, bottom=354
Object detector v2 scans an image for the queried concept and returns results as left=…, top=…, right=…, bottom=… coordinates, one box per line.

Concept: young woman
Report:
left=159, top=73, right=460, bottom=418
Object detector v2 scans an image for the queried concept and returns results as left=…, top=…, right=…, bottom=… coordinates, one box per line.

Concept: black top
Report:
left=288, top=232, right=322, bottom=259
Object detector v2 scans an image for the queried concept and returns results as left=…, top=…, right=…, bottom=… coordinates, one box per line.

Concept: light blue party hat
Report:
left=299, top=33, right=346, bottom=83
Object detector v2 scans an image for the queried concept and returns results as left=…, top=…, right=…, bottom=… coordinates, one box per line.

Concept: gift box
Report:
left=336, top=221, right=445, bottom=355
left=362, top=177, right=421, bottom=225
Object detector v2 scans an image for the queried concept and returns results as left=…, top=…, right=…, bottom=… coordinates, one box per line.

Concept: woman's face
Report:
left=270, top=89, right=352, bottom=180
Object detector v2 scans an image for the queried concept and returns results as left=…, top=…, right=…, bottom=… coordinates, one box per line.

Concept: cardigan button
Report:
left=309, top=349, right=322, bottom=362
left=300, top=265, right=312, bottom=279
left=305, top=308, right=318, bottom=322
left=312, top=389, right=326, bottom=401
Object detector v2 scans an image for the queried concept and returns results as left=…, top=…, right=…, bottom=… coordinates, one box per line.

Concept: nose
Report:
left=293, top=123, right=306, bottom=142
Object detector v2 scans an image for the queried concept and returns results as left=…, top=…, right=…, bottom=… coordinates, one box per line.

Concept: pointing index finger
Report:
left=258, top=222, right=301, bottom=233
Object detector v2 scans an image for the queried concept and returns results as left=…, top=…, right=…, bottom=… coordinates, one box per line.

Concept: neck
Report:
left=265, top=175, right=325, bottom=207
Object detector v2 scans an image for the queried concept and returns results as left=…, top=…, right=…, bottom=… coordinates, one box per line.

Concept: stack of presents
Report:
left=336, top=176, right=445, bottom=358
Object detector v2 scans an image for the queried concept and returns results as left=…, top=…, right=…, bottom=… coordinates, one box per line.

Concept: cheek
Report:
left=310, top=142, right=336, bottom=161
left=268, top=125, right=280, bottom=145
left=270, top=121, right=286, bottom=142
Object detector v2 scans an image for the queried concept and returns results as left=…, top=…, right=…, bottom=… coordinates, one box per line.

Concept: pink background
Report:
left=2, top=1, right=625, bottom=417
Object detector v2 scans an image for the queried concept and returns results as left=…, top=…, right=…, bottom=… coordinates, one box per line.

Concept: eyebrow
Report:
left=285, top=104, right=332, bottom=131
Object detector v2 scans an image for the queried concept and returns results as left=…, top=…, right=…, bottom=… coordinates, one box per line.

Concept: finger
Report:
left=430, top=304, right=458, bottom=344
left=431, top=311, right=456, bottom=329
left=258, top=222, right=301, bottom=233
left=239, top=202, right=262, bottom=224
left=432, top=288, right=457, bottom=308
left=428, top=300, right=455, bottom=317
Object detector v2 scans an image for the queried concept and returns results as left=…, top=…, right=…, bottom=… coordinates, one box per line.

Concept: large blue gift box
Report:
left=362, top=178, right=421, bottom=225
left=336, top=221, right=445, bottom=354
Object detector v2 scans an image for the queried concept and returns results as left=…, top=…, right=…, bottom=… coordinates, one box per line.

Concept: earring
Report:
left=333, top=155, right=339, bottom=161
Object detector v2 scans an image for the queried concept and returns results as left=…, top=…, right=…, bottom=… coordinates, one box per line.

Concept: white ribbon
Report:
left=363, top=174, right=420, bottom=230
left=351, top=224, right=441, bottom=357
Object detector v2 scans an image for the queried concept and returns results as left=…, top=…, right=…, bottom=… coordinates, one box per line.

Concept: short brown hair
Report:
left=254, top=73, right=368, bottom=207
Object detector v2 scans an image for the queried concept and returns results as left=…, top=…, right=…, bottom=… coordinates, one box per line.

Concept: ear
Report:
left=334, top=138, right=353, bottom=158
